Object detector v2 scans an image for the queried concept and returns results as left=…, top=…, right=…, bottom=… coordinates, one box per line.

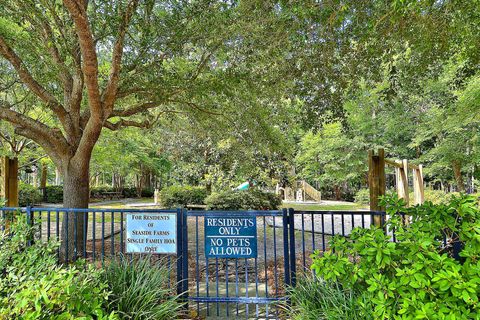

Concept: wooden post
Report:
left=368, top=149, right=386, bottom=227
left=0, top=157, right=19, bottom=207
left=413, top=165, right=425, bottom=205
left=395, top=159, right=409, bottom=206
left=0, top=157, right=19, bottom=232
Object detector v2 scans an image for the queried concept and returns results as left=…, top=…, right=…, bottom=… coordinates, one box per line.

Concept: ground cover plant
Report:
left=287, top=276, right=374, bottom=320
left=307, top=194, right=480, bottom=319
left=102, top=255, right=184, bottom=320
left=0, top=213, right=115, bottom=319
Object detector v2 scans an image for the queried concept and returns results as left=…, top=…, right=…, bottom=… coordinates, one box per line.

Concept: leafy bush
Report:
left=0, top=214, right=115, bottom=319
left=205, top=189, right=281, bottom=210
left=287, top=277, right=374, bottom=320
left=122, top=187, right=137, bottom=198
left=141, top=188, right=154, bottom=198
left=160, top=185, right=207, bottom=208
left=19, top=182, right=42, bottom=206
left=43, top=185, right=63, bottom=203
left=311, top=194, right=480, bottom=319
left=353, top=188, right=370, bottom=205
left=103, top=255, right=184, bottom=319
left=91, top=186, right=112, bottom=198
left=408, top=189, right=460, bottom=205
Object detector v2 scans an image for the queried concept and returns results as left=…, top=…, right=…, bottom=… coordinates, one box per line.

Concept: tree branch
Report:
left=102, top=0, right=139, bottom=115
left=0, top=35, right=70, bottom=127
left=0, top=102, right=69, bottom=157
left=63, top=0, right=102, bottom=118
left=109, top=101, right=158, bottom=117
left=104, top=118, right=151, bottom=131
left=189, top=43, right=221, bottom=83
left=168, top=99, right=225, bottom=116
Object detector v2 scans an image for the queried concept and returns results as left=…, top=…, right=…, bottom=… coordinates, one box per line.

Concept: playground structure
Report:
left=368, top=148, right=424, bottom=225
left=276, top=180, right=322, bottom=202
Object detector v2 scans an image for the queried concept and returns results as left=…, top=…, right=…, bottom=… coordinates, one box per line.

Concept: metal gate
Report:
left=178, top=209, right=293, bottom=318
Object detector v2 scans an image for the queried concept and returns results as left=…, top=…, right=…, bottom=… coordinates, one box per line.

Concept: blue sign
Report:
left=205, top=216, right=257, bottom=258
left=126, top=213, right=176, bottom=254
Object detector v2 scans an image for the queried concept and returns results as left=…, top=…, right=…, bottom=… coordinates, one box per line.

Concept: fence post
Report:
left=26, top=206, right=33, bottom=246
left=176, top=208, right=184, bottom=298
left=368, top=149, right=386, bottom=227
left=282, top=208, right=291, bottom=287
left=181, top=208, right=189, bottom=305
left=288, top=208, right=296, bottom=288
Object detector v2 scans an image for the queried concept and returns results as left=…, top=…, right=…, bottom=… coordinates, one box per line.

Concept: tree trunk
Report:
left=452, top=160, right=465, bottom=192
left=55, top=167, right=62, bottom=185
left=40, top=162, right=48, bottom=189
left=334, top=185, right=341, bottom=200
left=31, top=167, right=38, bottom=187
left=60, top=158, right=90, bottom=262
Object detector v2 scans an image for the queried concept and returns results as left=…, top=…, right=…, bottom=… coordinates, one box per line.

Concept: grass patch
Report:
left=282, top=203, right=367, bottom=211
left=103, top=255, right=184, bottom=320
left=287, top=276, right=373, bottom=320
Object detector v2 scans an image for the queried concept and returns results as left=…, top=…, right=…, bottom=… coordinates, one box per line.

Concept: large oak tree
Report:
left=0, top=0, right=290, bottom=259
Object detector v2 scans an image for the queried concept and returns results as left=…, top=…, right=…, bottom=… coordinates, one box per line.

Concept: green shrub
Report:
left=141, top=188, right=154, bottom=198
left=287, top=277, right=374, bottom=320
left=18, top=182, right=42, bottom=206
left=311, top=194, right=480, bottom=319
left=408, top=189, right=460, bottom=205
left=160, top=185, right=208, bottom=208
left=43, top=185, right=63, bottom=203
left=91, top=186, right=111, bottom=198
left=122, top=187, right=137, bottom=198
left=103, top=255, right=184, bottom=320
left=353, top=188, right=370, bottom=205
left=205, top=189, right=281, bottom=210
left=0, top=214, right=115, bottom=319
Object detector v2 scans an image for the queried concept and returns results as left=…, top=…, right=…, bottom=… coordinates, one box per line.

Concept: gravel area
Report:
left=40, top=221, right=123, bottom=241
left=267, top=213, right=373, bottom=236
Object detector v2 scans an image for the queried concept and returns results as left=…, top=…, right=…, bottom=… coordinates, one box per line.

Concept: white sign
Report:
left=126, top=213, right=176, bottom=254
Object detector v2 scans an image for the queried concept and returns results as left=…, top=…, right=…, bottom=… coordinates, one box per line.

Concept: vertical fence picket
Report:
left=176, top=208, right=183, bottom=298
left=288, top=208, right=296, bottom=287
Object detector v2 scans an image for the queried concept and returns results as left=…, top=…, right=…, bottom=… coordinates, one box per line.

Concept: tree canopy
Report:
left=0, top=0, right=479, bottom=202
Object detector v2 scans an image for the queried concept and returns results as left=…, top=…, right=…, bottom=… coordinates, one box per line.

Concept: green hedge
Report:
left=19, top=182, right=42, bottom=206
left=141, top=188, right=154, bottom=198
left=120, top=187, right=136, bottom=198
left=160, top=185, right=207, bottom=208
left=43, top=185, right=63, bottom=203
left=205, top=189, right=281, bottom=210
left=90, top=186, right=154, bottom=199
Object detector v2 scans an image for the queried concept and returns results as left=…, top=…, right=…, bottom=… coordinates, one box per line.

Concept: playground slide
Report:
left=235, top=181, right=249, bottom=190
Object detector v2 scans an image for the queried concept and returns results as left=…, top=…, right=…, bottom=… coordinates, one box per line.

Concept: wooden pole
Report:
left=369, top=149, right=386, bottom=227
left=413, top=165, right=425, bottom=205
left=396, top=159, right=409, bottom=206
left=1, top=157, right=19, bottom=232
left=1, top=157, right=19, bottom=207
